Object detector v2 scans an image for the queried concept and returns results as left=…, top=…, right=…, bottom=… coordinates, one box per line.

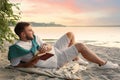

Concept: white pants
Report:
left=54, top=34, right=79, bottom=68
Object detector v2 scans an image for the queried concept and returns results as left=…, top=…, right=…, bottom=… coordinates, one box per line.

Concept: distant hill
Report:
left=29, top=22, right=66, bottom=27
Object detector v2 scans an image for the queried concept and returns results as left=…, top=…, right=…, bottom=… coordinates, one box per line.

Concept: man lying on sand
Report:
left=8, top=22, right=119, bottom=69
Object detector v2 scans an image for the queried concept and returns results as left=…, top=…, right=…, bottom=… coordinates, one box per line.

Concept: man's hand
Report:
left=38, top=43, right=52, bottom=54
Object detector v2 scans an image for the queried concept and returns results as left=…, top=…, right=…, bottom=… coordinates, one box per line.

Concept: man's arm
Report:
left=15, top=55, right=41, bottom=68
left=15, top=43, right=52, bottom=68
left=36, top=35, right=52, bottom=53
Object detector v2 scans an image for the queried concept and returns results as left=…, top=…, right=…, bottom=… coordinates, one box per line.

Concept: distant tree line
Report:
left=29, top=22, right=66, bottom=27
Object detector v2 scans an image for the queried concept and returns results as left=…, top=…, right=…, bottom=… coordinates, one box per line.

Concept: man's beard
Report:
left=26, top=35, right=34, bottom=40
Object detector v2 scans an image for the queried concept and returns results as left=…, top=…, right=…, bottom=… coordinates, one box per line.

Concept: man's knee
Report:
left=66, top=32, right=74, bottom=39
left=75, top=43, right=86, bottom=52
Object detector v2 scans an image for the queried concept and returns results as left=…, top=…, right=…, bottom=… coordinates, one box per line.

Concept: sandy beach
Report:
left=0, top=42, right=120, bottom=80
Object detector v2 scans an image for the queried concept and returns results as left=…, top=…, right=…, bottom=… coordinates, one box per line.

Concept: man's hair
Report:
left=14, top=22, right=30, bottom=37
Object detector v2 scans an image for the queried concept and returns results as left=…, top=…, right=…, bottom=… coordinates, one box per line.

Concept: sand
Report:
left=0, top=43, right=120, bottom=80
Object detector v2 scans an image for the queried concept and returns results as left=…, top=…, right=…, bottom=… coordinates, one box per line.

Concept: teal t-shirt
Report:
left=8, top=35, right=40, bottom=60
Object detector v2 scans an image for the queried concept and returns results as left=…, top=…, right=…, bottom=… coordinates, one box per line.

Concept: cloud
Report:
left=10, top=0, right=120, bottom=26
left=19, top=0, right=82, bottom=15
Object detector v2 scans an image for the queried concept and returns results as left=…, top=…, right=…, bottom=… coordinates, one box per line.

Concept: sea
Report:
left=10, top=26, right=120, bottom=48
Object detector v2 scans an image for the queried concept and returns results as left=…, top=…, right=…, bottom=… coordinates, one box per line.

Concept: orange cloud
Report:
left=20, top=0, right=82, bottom=15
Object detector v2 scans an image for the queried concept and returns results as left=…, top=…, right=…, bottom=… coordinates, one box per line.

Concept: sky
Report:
left=10, top=0, right=120, bottom=26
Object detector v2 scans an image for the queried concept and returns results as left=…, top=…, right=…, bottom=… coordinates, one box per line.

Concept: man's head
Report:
left=14, top=22, right=34, bottom=40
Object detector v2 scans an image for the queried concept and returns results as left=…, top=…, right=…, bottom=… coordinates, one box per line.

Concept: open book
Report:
left=35, top=46, right=54, bottom=60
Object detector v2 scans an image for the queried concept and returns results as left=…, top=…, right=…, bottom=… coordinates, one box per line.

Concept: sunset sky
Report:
left=10, top=0, right=120, bottom=26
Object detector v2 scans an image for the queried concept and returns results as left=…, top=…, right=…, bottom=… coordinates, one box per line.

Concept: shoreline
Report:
left=44, top=39, right=120, bottom=48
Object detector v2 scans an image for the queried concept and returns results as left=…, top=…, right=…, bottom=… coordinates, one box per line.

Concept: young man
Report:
left=8, top=22, right=119, bottom=69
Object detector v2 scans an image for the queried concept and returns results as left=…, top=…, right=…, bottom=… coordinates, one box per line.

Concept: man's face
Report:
left=22, top=25, right=34, bottom=40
